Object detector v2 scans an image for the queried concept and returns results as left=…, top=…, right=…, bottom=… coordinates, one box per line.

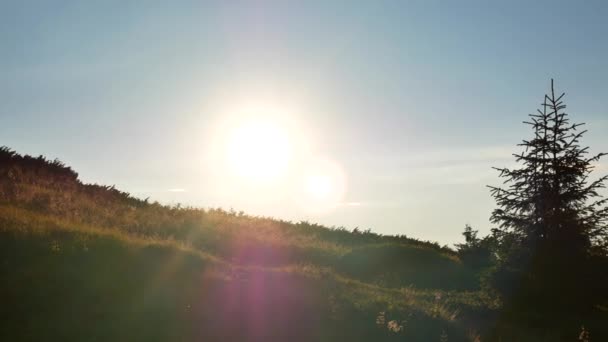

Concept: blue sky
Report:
left=2, top=1, right=607, bottom=244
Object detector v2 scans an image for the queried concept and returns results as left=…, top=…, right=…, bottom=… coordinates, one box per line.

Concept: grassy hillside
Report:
left=0, top=147, right=492, bottom=341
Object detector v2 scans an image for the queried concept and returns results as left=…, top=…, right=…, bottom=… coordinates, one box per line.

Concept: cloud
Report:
left=167, top=188, right=187, bottom=192
left=337, top=201, right=404, bottom=208
left=410, top=145, right=517, bottom=167
left=365, top=146, right=517, bottom=187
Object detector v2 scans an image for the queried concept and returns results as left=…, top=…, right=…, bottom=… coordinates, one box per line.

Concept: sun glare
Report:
left=297, top=158, right=347, bottom=214
left=208, top=99, right=348, bottom=213
left=305, top=174, right=333, bottom=200
left=226, top=119, right=292, bottom=182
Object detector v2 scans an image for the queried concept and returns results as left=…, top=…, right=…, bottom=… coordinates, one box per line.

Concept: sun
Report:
left=207, top=99, right=347, bottom=212
left=226, top=119, right=292, bottom=183
left=305, top=174, right=333, bottom=200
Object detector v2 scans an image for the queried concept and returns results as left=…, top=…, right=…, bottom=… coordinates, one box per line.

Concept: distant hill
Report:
left=0, top=147, right=490, bottom=341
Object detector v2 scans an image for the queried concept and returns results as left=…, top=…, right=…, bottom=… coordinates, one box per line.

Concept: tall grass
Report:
left=0, top=146, right=474, bottom=290
left=0, top=147, right=490, bottom=340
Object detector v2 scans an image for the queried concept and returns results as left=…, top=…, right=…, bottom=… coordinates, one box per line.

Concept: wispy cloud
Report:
left=362, top=145, right=518, bottom=187
left=408, top=145, right=517, bottom=167
left=167, top=188, right=187, bottom=193
left=338, top=201, right=403, bottom=208
left=341, top=201, right=362, bottom=206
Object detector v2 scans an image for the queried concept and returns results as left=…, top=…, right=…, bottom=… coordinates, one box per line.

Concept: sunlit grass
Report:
left=0, top=147, right=492, bottom=340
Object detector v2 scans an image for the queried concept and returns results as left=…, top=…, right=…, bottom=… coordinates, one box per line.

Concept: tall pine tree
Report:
left=488, top=80, right=608, bottom=320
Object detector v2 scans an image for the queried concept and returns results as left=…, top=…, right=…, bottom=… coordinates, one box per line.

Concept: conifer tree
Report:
left=488, top=80, right=608, bottom=311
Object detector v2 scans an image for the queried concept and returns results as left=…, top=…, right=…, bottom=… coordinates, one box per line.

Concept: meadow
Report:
left=0, top=147, right=494, bottom=341
left=2, top=146, right=606, bottom=341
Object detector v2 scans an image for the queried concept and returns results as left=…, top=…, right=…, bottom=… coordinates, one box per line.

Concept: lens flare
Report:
left=296, top=158, right=347, bottom=214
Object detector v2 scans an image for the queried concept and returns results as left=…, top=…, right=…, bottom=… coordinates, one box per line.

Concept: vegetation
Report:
left=484, top=80, right=608, bottom=340
left=1, top=81, right=607, bottom=341
left=0, top=146, right=485, bottom=341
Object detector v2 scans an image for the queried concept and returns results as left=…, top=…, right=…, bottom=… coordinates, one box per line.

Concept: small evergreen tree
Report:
left=455, top=225, right=494, bottom=271
left=488, top=80, right=608, bottom=320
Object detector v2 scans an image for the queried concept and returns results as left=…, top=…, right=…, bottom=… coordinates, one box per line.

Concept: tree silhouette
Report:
left=487, top=80, right=608, bottom=321
left=455, top=225, right=494, bottom=272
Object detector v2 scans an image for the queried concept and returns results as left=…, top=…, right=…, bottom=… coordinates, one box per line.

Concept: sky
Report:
left=2, top=1, right=607, bottom=245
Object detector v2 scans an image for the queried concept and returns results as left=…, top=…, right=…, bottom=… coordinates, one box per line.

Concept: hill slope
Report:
left=0, top=147, right=490, bottom=341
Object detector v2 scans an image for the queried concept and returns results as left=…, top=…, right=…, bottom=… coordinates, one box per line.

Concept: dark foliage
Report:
left=486, top=80, right=608, bottom=339
left=339, top=243, right=477, bottom=290
left=455, top=225, right=495, bottom=273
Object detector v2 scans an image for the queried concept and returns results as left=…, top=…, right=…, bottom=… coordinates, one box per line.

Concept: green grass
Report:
left=0, top=205, right=487, bottom=341
left=0, top=147, right=492, bottom=340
